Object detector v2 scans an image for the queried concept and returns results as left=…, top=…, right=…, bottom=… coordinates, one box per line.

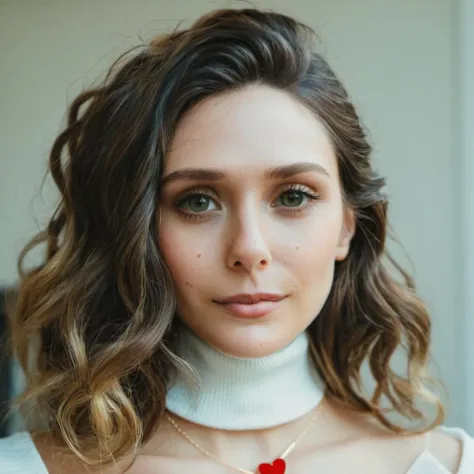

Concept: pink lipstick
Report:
left=214, top=293, right=286, bottom=318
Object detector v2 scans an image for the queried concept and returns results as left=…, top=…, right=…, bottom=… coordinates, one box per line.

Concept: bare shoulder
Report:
left=28, top=433, right=55, bottom=471
left=303, top=400, right=464, bottom=472
left=384, top=429, right=464, bottom=472
left=374, top=428, right=463, bottom=473
left=427, top=430, right=464, bottom=472
left=31, top=432, right=128, bottom=474
left=30, top=421, right=179, bottom=474
left=31, top=433, right=90, bottom=474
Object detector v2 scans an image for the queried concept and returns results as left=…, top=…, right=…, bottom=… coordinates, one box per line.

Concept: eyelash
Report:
left=173, top=184, right=321, bottom=220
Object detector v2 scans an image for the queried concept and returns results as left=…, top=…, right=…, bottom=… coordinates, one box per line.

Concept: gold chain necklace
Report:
left=165, top=409, right=320, bottom=474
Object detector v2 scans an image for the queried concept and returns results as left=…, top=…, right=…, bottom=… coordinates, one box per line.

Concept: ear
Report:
left=335, top=208, right=356, bottom=262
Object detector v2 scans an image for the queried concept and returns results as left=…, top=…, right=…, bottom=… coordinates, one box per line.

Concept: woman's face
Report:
left=158, top=85, right=354, bottom=358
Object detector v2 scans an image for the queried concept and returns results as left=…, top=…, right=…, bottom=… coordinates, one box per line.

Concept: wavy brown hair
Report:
left=6, top=7, right=443, bottom=471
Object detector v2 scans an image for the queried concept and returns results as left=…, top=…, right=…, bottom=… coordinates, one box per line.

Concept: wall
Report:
left=458, top=0, right=474, bottom=434
left=0, top=0, right=464, bottom=427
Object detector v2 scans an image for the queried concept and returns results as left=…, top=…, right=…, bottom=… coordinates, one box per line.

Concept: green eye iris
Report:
left=279, top=190, right=305, bottom=208
left=185, top=195, right=212, bottom=213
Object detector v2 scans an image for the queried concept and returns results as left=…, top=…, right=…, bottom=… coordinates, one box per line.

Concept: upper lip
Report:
left=215, top=293, right=286, bottom=304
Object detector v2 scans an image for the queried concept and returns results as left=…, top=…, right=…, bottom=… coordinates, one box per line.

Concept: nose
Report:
left=227, top=213, right=272, bottom=273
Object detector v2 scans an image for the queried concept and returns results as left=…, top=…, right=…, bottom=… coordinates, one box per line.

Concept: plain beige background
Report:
left=0, top=0, right=472, bottom=433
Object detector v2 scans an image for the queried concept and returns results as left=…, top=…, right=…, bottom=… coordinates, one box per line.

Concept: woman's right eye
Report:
left=178, top=193, right=219, bottom=214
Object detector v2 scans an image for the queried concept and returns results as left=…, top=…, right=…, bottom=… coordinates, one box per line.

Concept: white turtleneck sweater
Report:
left=165, top=324, right=326, bottom=430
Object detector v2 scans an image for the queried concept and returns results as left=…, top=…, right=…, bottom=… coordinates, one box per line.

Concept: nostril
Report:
left=231, top=258, right=269, bottom=269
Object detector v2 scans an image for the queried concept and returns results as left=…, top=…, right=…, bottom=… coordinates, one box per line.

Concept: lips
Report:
left=216, top=293, right=285, bottom=304
left=214, top=293, right=286, bottom=318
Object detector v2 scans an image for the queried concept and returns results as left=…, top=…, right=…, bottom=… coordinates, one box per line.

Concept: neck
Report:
left=165, top=323, right=325, bottom=430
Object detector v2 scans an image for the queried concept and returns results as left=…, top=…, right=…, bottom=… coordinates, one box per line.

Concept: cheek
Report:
left=286, top=235, right=337, bottom=280
left=279, top=211, right=342, bottom=284
left=158, top=218, right=212, bottom=292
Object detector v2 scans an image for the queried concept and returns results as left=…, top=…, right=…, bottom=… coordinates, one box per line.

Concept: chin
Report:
left=201, top=324, right=299, bottom=359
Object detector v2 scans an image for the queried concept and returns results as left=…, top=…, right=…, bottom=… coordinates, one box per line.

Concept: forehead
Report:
left=165, top=85, right=338, bottom=176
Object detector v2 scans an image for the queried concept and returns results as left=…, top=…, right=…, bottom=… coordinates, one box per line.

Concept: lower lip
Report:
left=217, top=299, right=284, bottom=318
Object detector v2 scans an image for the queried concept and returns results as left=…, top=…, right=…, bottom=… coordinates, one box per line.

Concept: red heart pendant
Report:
left=258, top=458, right=286, bottom=474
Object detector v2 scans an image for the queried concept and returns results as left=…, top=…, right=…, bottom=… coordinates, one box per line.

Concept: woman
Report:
left=1, top=7, right=472, bottom=474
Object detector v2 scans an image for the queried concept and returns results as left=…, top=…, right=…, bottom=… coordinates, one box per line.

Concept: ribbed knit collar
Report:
left=165, top=324, right=325, bottom=430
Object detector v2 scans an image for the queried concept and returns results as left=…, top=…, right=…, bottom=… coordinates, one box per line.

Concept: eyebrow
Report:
left=161, top=162, right=331, bottom=186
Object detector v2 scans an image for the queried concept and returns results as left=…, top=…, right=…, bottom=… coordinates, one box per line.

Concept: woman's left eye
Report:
left=274, top=188, right=319, bottom=209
